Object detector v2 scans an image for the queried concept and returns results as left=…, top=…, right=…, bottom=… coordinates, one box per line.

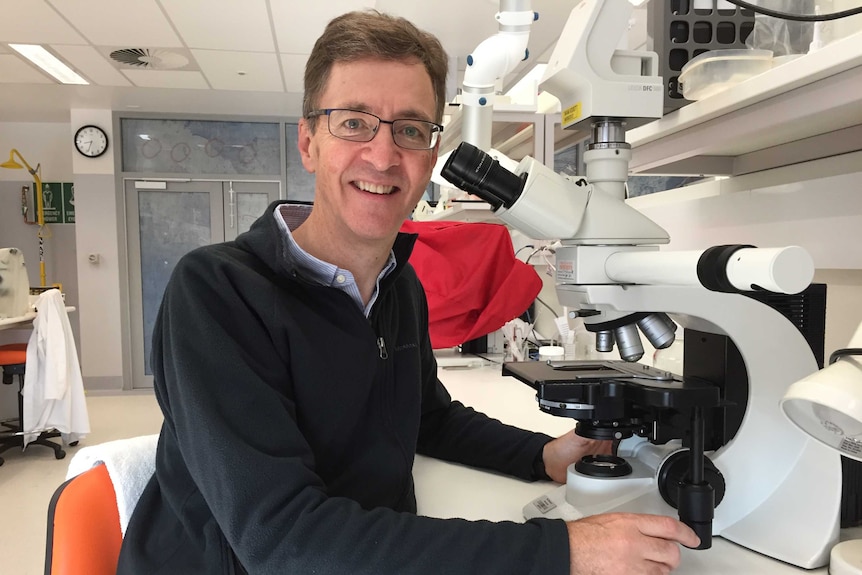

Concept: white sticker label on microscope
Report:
left=840, top=436, right=862, bottom=457
left=533, top=495, right=557, bottom=515
left=557, top=259, right=574, bottom=282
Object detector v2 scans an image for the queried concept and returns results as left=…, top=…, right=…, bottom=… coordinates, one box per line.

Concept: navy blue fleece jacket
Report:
left=117, top=201, right=570, bottom=574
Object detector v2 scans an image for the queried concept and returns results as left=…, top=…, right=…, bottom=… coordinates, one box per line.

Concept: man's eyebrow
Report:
left=339, top=103, right=435, bottom=122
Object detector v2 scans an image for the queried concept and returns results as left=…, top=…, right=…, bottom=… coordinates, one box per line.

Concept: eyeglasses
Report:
left=306, top=108, right=443, bottom=151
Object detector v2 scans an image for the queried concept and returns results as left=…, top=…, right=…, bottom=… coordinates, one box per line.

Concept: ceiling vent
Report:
left=109, top=48, right=191, bottom=70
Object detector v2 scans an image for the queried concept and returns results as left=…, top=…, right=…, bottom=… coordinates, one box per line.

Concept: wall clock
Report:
left=74, top=125, right=109, bottom=158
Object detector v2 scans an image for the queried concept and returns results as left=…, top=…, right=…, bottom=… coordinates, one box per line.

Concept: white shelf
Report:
left=628, top=30, right=862, bottom=176
left=413, top=201, right=501, bottom=224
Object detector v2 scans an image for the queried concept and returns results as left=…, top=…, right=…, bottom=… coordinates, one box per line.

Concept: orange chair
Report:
left=44, top=463, right=122, bottom=575
left=0, top=342, right=66, bottom=466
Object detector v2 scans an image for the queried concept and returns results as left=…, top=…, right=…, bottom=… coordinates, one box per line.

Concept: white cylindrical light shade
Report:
left=724, top=246, right=814, bottom=294
left=831, top=540, right=862, bottom=575
left=781, top=358, right=862, bottom=461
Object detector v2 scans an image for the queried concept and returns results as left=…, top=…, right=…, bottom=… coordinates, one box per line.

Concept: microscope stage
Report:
left=502, top=360, right=721, bottom=411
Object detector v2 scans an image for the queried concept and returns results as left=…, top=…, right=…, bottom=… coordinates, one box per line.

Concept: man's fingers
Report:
left=641, top=538, right=682, bottom=571
left=635, top=514, right=702, bottom=548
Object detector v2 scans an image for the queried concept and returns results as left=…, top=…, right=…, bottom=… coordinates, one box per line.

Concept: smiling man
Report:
left=117, top=10, right=697, bottom=575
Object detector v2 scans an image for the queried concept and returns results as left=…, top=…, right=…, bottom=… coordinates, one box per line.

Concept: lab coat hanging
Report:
left=23, top=288, right=90, bottom=447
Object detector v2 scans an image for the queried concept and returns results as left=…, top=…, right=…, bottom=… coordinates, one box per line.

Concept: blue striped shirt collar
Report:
left=273, top=203, right=397, bottom=317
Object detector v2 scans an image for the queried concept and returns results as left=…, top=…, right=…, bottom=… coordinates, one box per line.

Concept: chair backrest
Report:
left=45, top=463, right=122, bottom=575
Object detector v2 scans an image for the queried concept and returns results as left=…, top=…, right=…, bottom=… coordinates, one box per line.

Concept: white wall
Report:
left=70, top=109, right=124, bottom=390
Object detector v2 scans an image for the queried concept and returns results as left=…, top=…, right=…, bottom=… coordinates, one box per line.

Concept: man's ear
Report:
left=297, top=118, right=317, bottom=174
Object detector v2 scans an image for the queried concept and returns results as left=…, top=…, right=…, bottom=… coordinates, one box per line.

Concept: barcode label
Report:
left=533, top=495, right=557, bottom=515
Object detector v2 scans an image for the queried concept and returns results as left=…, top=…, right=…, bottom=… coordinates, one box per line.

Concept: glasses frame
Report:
left=306, top=108, right=443, bottom=151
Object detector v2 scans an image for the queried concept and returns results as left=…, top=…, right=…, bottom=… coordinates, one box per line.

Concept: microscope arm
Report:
left=460, top=1, right=537, bottom=150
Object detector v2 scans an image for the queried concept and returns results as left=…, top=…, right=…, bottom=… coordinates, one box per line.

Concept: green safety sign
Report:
left=33, top=182, right=75, bottom=224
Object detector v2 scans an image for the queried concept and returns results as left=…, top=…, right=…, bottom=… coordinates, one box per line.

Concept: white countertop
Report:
left=418, top=357, right=830, bottom=574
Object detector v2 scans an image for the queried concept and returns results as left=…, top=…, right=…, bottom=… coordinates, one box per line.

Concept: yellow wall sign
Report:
left=561, top=102, right=583, bottom=126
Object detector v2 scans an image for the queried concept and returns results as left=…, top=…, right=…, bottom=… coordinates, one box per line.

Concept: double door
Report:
left=125, top=179, right=279, bottom=388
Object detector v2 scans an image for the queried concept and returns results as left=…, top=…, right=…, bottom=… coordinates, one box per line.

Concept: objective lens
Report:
left=614, top=323, right=644, bottom=362
left=595, top=330, right=615, bottom=353
left=637, top=313, right=677, bottom=350
left=440, top=142, right=525, bottom=210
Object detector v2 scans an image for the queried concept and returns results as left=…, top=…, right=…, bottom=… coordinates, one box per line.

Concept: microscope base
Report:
left=524, top=455, right=677, bottom=523
left=523, top=438, right=839, bottom=570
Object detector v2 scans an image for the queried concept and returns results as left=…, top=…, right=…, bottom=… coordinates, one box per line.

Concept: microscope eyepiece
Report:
left=440, top=142, right=526, bottom=210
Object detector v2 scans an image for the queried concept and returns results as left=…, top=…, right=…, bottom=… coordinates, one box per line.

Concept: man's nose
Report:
left=362, top=125, right=401, bottom=171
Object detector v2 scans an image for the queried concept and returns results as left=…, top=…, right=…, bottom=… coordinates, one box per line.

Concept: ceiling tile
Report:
left=49, top=0, right=183, bottom=48
left=279, top=54, right=307, bottom=93
left=121, top=69, right=210, bottom=89
left=52, top=45, right=133, bottom=87
left=0, top=55, right=54, bottom=83
left=160, top=0, right=274, bottom=52
left=270, top=0, right=374, bottom=54
left=0, top=0, right=87, bottom=44
left=193, top=50, right=284, bottom=92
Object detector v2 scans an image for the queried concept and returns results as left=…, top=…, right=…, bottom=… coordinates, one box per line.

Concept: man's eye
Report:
left=398, top=123, right=428, bottom=140
left=344, top=118, right=364, bottom=130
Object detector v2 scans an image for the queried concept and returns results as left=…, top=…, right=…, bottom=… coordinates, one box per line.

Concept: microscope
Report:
left=440, top=0, right=841, bottom=568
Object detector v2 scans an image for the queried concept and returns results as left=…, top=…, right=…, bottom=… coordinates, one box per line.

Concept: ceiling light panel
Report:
left=9, top=44, right=88, bottom=84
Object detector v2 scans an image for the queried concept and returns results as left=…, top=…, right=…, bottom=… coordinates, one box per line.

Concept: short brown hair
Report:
left=303, top=10, right=449, bottom=128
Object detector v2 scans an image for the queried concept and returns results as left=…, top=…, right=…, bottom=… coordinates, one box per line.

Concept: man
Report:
left=118, top=10, right=698, bottom=575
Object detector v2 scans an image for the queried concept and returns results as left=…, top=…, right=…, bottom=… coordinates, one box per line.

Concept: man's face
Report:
left=298, top=58, right=438, bottom=247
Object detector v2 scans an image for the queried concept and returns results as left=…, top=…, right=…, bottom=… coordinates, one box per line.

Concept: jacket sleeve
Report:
left=150, top=249, right=570, bottom=575
left=411, top=274, right=555, bottom=481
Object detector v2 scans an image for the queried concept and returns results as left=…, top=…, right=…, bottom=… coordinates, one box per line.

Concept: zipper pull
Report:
left=377, top=336, right=388, bottom=360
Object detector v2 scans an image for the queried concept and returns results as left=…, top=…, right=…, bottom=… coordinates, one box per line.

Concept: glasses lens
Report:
left=323, top=109, right=439, bottom=150
left=392, top=120, right=438, bottom=150
left=328, top=110, right=378, bottom=142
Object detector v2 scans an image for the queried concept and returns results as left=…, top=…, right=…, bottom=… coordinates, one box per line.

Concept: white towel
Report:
left=65, top=434, right=159, bottom=536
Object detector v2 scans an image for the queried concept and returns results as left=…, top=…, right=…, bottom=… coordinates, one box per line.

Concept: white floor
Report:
left=0, top=391, right=164, bottom=575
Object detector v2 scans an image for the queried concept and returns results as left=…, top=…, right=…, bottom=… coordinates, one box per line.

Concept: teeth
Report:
left=356, top=181, right=395, bottom=195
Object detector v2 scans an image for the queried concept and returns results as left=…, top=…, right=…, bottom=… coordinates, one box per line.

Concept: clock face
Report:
left=74, top=125, right=108, bottom=158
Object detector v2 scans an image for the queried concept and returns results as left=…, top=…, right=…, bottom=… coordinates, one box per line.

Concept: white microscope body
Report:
left=441, top=0, right=842, bottom=568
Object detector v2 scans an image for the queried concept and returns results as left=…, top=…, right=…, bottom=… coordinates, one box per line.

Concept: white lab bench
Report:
left=416, top=356, right=833, bottom=574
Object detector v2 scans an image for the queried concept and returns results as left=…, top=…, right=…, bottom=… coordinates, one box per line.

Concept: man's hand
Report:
left=542, top=429, right=613, bottom=483
left=567, top=513, right=700, bottom=575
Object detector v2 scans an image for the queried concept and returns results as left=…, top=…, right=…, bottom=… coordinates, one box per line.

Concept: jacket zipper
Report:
left=377, top=336, right=388, bottom=359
